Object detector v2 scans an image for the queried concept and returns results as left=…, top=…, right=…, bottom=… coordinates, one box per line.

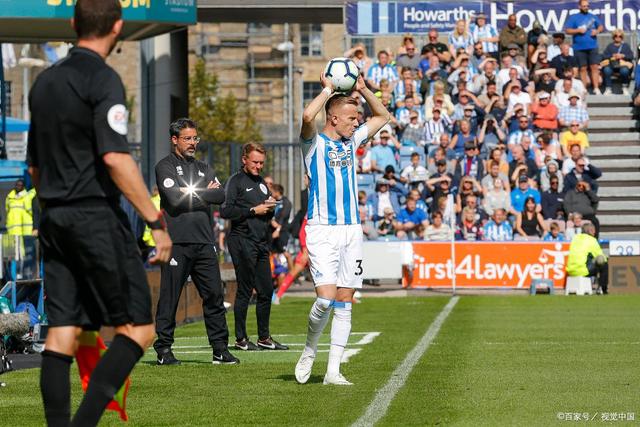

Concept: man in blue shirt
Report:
left=394, top=198, right=429, bottom=240
left=370, top=129, right=399, bottom=173
left=565, top=0, right=604, bottom=93
left=510, top=175, right=541, bottom=214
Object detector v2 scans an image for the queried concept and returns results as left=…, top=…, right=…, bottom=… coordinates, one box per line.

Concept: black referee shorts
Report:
left=39, top=201, right=152, bottom=327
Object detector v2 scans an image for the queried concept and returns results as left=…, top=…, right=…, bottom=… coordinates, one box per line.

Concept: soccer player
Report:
left=295, top=74, right=389, bottom=385
left=27, top=1, right=172, bottom=425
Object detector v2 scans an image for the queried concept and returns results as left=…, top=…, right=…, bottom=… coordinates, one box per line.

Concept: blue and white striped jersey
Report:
left=366, top=64, right=399, bottom=86
left=302, top=125, right=369, bottom=225
left=470, top=23, right=499, bottom=53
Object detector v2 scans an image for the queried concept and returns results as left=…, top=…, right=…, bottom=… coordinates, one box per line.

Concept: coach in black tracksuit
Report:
left=154, top=118, right=238, bottom=365
left=221, top=143, right=288, bottom=351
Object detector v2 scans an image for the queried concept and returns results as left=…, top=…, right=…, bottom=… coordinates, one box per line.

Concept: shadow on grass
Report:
left=141, top=359, right=217, bottom=366
left=277, top=373, right=324, bottom=384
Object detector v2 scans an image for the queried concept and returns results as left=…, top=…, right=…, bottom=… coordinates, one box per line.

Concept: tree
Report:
left=189, top=59, right=262, bottom=179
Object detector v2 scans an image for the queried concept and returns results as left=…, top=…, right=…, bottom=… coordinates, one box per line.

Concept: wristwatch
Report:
left=146, top=210, right=167, bottom=231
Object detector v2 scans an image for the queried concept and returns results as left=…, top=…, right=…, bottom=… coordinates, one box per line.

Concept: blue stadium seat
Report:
left=400, top=159, right=412, bottom=170
left=357, top=173, right=374, bottom=187
left=399, top=146, right=420, bottom=156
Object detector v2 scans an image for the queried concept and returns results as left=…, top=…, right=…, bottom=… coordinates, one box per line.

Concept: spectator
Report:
left=562, top=143, right=587, bottom=175
left=543, top=221, right=566, bottom=241
left=526, top=20, right=548, bottom=66
left=470, top=13, right=499, bottom=59
left=476, top=79, right=500, bottom=107
left=462, top=194, right=488, bottom=224
left=367, top=178, right=402, bottom=221
left=456, top=142, right=484, bottom=181
left=550, top=42, right=579, bottom=78
left=547, top=33, right=572, bottom=61
left=424, top=28, right=452, bottom=65
left=553, top=78, right=578, bottom=108
left=427, top=171, right=454, bottom=213
left=470, top=41, right=489, bottom=72
left=455, top=175, right=482, bottom=213
left=345, top=43, right=373, bottom=77
left=515, top=196, right=546, bottom=240
left=518, top=135, right=543, bottom=169
left=400, top=152, right=429, bottom=190
left=497, top=57, right=528, bottom=90
left=483, top=177, right=511, bottom=216
left=370, top=128, right=400, bottom=173
left=530, top=46, right=555, bottom=81
left=507, top=115, right=536, bottom=147
left=477, top=113, right=507, bottom=156
left=566, top=222, right=608, bottom=294
left=395, top=67, right=422, bottom=105
left=408, top=188, right=429, bottom=217
left=483, top=208, right=513, bottom=241
left=396, top=41, right=421, bottom=75
left=400, top=111, right=425, bottom=147
left=395, top=97, right=423, bottom=130
left=564, top=156, right=602, bottom=192
left=565, top=0, right=604, bottom=93
left=420, top=56, right=449, bottom=100
left=485, top=145, right=510, bottom=176
left=482, top=160, right=510, bottom=194
left=452, top=90, right=478, bottom=120
left=499, top=14, right=526, bottom=53
left=510, top=175, right=541, bottom=214
left=565, top=211, right=588, bottom=241
left=559, top=122, right=589, bottom=155
left=540, top=159, right=564, bottom=193
left=450, top=119, right=476, bottom=158
left=424, top=84, right=455, bottom=120
left=534, top=70, right=557, bottom=94
left=448, top=19, right=473, bottom=58
left=537, top=133, right=563, bottom=164
left=554, top=67, right=587, bottom=98
left=505, top=80, right=532, bottom=114
left=563, top=180, right=599, bottom=235
left=359, top=206, right=379, bottom=241
left=356, top=143, right=373, bottom=173
left=473, top=59, right=499, bottom=96
left=367, top=50, right=399, bottom=91
left=506, top=43, right=527, bottom=70
left=530, top=91, right=559, bottom=131
left=423, top=106, right=453, bottom=148
left=558, top=91, right=589, bottom=129
left=424, top=211, right=453, bottom=241
left=601, top=29, right=634, bottom=95
left=383, top=165, right=406, bottom=194
left=456, top=206, right=484, bottom=240
left=397, top=33, right=416, bottom=56
left=377, top=207, right=396, bottom=239
left=428, top=144, right=457, bottom=176
left=508, top=144, right=539, bottom=184
left=394, top=197, right=430, bottom=240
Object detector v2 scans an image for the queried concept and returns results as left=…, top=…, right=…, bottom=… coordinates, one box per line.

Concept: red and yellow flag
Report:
left=76, top=331, right=130, bottom=421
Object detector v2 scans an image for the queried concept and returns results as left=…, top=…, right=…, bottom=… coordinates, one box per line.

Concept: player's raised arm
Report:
left=354, top=75, right=391, bottom=140
left=301, top=72, right=335, bottom=141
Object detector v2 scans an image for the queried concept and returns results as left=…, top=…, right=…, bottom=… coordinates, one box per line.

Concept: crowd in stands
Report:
left=345, top=3, right=640, bottom=242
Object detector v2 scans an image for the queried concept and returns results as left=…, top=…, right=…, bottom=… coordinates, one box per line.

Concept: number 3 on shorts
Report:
left=355, top=259, right=363, bottom=276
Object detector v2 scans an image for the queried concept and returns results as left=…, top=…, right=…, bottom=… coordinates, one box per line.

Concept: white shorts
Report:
left=305, top=224, right=364, bottom=289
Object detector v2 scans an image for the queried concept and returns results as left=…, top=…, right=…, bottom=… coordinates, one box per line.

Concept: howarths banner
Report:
left=347, top=0, right=640, bottom=34
left=405, top=242, right=570, bottom=289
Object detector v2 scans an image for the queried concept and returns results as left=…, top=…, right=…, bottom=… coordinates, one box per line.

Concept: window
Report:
left=248, top=23, right=271, bottom=34
left=350, top=37, right=374, bottom=57
left=1, top=81, right=11, bottom=116
left=303, top=82, right=322, bottom=105
left=300, top=24, right=323, bottom=57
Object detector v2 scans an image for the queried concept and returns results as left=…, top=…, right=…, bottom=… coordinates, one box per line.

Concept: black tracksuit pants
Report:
left=227, top=235, right=273, bottom=341
left=154, top=244, right=229, bottom=353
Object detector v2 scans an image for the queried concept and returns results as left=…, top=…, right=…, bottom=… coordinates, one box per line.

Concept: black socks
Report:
left=71, top=334, right=144, bottom=427
left=41, top=350, right=73, bottom=427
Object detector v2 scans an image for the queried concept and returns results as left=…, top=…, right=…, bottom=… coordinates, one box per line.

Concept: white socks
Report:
left=327, top=301, right=352, bottom=376
left=303, top=297, right=333, bottom=356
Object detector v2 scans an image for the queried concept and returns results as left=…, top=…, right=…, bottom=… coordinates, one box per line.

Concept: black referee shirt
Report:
left=27, top=47, right=130, bottom=204
left=221, top=169, right=273, bottom=244
left=155, top=152, right=225, bottom=244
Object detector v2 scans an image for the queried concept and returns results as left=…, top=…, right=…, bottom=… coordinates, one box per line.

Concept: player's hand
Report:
left=355, top=75, right=367, bottom=92
left=207, top=180, right=221, bottom=189
left=149, top=230, right=172, bottom=265
left=253, top=201, right=276, bottom=215
left=320, top=71, right=334, bottom=92
left=590, top=29, right=597, bottom=36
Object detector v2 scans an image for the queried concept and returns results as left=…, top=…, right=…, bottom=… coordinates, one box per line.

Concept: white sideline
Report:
left=351, top=296, right=460, bottom=427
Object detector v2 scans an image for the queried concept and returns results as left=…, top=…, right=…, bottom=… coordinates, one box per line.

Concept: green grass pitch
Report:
left=1, top=295, right=639, bottom=426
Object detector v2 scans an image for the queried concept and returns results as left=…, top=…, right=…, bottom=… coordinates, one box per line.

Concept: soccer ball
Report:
left=324, top=58, right=359, bottom=93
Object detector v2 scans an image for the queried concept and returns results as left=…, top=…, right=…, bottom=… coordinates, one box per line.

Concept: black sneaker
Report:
left=212, top=349, right=240, bottom=365
left=257, top=336, right=289, bottom=350
left=157, top=349, right=181, bottom=366
left=234, top=338, right=261, bottom=351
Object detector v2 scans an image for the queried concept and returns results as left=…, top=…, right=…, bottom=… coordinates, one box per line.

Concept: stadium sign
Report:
left=406, top=242, right=570, bottom=289
left=346, top=0, right=640, bottom=34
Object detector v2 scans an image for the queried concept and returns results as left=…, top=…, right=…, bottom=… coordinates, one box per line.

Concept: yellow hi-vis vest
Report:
left=5, top=189, right=29, bottom=236
left=22, top=188, right=37, bottom=235
left=142, top=194, right=161, bottom=247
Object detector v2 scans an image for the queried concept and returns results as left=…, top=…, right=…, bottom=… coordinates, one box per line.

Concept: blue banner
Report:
left=0, top=0, right=196, bottom=25
left=347, top=0, right=640, bottom=34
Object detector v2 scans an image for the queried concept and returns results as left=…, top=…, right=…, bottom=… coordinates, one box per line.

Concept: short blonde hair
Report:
left=612, top=29, right=624, bottom=38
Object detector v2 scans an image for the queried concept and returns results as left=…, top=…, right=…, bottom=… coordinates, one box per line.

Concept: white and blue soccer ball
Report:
left=324, top=57, right=359, bottom=93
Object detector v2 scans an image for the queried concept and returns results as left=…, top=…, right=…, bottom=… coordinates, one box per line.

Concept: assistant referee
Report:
left=154, top=118, right=238, bottom=365
left=27, top=1, right=172, bottom=425
left=221, top=143, right=288, bottom=351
